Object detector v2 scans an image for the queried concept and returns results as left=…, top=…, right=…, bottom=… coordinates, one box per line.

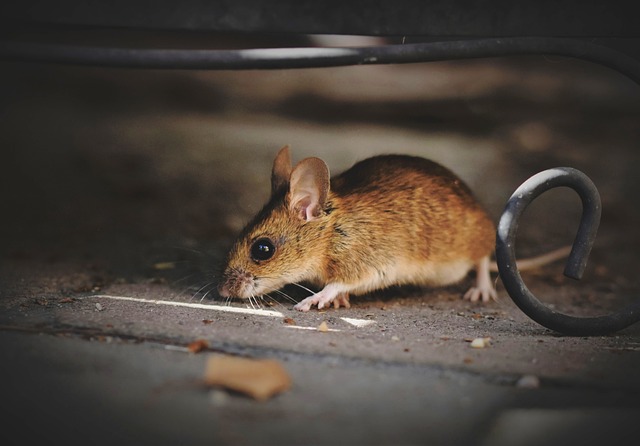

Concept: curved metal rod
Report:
left=496, top=167, right=640, bottom=336
left=1, top=37, right=639, bottom=86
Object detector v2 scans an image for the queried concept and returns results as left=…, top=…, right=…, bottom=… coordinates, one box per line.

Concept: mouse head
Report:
left=218, top=146, right=331, bottom=299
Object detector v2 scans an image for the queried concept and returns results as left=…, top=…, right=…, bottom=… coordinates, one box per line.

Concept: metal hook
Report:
left=495, top=167, right=640, bottom=336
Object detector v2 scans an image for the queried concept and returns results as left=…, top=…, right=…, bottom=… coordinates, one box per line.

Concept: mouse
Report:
left=218, top=145, right=568, bottom=311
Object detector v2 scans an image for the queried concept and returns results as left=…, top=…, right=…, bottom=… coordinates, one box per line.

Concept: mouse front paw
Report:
left=293, top=287, right=349, bottom=311
left=294, top=296, right=318, bottom=312
left=293, top=293, right=335, bottom=312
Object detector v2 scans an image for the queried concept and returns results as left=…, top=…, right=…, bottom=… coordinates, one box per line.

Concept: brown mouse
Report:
left=218, top=146, right=566, bottom=311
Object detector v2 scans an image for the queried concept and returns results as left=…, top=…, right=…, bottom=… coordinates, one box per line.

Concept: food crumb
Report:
left=516, top=375, right=541, bottom=389
left=187, top=339, right=209, bottom=353
left=209, top=389, right=230, bottom=406
left=204, top=354, right=291, bottom=401
left=152, top=261, right=176, bottom=270
left=318, top=321, right=329, bottom=332
left=469, top=337, right=491, bottom=348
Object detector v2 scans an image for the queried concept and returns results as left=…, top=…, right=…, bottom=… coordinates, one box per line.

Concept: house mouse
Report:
left=218, top=146, right=568, bottom=311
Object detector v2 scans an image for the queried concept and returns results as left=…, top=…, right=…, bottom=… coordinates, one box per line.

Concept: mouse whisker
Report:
left=271, top=289, right=298, bottom=304
left=172, top=276, right=211, bottom=301
left=190, top=281, right=216, bottom=302
left=200, top=285, right=217, bottom=303
left=289, top=282, right=317, bottom=296
left=169, top=272, right=200, bottom=289
left=263, top=293, right=287, bottom=309
left=191, top=282, right=216, bottom=302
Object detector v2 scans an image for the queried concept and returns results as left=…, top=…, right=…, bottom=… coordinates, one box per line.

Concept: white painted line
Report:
left=340, top=317, right=376, bottom=328
left=87, top=295, right=284, bottom=318
left=164, top=345, right=191, bottom=353
left=85, top=295, right=378, bottom=329
left=285, top=325, right=341, bottom=332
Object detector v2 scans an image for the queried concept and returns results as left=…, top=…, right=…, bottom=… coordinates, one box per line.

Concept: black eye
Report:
left=250, top=238, right=276, bottom=262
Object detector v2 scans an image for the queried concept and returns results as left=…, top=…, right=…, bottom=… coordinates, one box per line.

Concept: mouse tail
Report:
left=489, top=245, right=572, bottom=273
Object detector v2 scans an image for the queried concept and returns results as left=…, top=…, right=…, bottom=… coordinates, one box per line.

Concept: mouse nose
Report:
left=217, top=281, right=230, bottom=298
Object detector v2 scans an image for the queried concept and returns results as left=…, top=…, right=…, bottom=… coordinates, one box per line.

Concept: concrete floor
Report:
left=1, top=41, right=640, bottom=445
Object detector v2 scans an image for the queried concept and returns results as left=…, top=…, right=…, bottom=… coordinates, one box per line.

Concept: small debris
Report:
left=95, top=303, right=104, bottom=312
left=516, top=375, right=541, bottom=389
left=203, top=354, right=291, bottom=401
left=283, top=317, right=296, bottom=325
left=187, top=339, right=209, bottom=353
left=209, top=389, right=230, bottom=406
left=391, top=336, right=400, bottom=342
left=202, top=319, right=214, bottom=325
left=469, top=337, right=491, bottom=348
left=318, top=321, right=329, bottom=332
left=58, top=297, right=75, bottom=304
left=153, top=261, right=176, bottom=270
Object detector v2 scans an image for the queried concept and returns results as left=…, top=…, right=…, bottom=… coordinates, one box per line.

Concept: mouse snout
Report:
left=217, top=281, right=231, bottom=298
left=218, top=267, right=255, bottom=299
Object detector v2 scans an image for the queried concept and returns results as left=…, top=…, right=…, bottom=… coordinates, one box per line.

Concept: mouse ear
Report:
left=289, top=157, right=330, bottom=222
left=271, top=145, right=292, bottom=196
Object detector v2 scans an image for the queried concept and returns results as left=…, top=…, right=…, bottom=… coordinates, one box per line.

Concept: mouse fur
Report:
left=218, top=146, right=498, bottom=311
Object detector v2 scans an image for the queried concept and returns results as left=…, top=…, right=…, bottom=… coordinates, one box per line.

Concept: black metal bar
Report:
left=1, top=37, right=639, bottom=86
left=496, top=168, right=640, bottom=336
left=2, top=0, right=638, bottom=37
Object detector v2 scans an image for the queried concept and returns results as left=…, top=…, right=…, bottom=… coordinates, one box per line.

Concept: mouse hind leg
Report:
left=463, top=256, right=497, bottom=303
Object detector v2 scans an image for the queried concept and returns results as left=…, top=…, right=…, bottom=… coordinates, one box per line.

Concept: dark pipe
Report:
left=1, top=37, right=639, bottom=86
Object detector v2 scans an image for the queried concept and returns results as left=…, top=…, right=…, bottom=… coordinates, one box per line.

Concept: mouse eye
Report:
left=250, top=238, right=276, bottom=262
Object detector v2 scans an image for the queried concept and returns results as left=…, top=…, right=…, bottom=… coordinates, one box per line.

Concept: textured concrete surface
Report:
left=1, top=37, right=640, bottom=445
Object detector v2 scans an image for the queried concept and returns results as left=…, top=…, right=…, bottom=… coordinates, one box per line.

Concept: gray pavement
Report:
left=1, top=46, right=640, bottom=445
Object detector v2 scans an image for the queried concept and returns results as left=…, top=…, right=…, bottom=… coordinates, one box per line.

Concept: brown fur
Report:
left=219, top=146, right=495, bottom=302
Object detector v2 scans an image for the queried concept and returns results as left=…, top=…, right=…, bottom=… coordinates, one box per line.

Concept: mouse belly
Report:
left=346, top=258, right=475, bottom=296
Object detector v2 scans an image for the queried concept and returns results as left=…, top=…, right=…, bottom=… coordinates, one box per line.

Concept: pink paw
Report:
left=463, top=286, right=497, bottom=303
left=293, top=291, right=350, bottom=311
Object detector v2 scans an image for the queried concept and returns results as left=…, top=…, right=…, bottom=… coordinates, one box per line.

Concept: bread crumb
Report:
left=204, top=355, right=291, bottom=401
left=469, top=337, right=491, bottom=348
